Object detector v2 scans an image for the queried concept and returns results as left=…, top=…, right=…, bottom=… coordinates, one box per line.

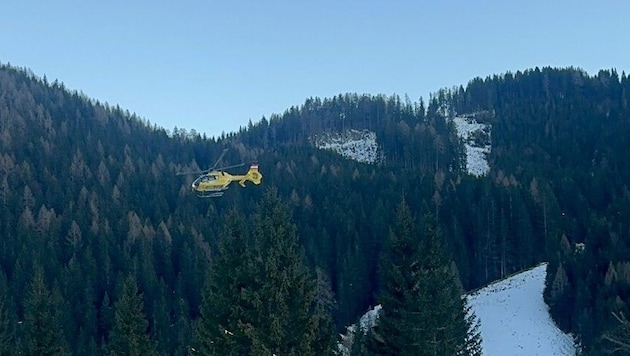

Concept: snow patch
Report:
left=467, top=263, right=577, bottom=355
left=359, top=304, right=381, bottom=332
left=311, top=129, right=379, bottom=164
left=338, top=305, right=381, bottom=355
left=340, top=263, right=576, bottom=355
left=451, top=116, right=491, bottom=176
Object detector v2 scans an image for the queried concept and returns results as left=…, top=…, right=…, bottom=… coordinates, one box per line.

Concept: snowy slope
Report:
left=467, top=263, right=576, bottom=355
left=309, top=116, right=490, bottom=174
left=340, top=263, right=576, bottom=355
left=451, top=116, right=491, bottom=176
left=311, top=129, right=379, bottom=164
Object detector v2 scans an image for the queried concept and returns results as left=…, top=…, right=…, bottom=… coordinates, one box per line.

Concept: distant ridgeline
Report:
left=0, top=62, right=629, bottom=354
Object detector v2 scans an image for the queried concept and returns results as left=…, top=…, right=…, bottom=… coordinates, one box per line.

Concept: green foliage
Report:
left=366, top=201, right=482, bottom=355
left=196, top=209, right=253, bottom=354
left=106, top=275, right=156, bottom=356
left=196, top=188, right=336, bottom=355
left=21, top=266, right=69, bottom=355
left=0, top=293, right=14, bottom=356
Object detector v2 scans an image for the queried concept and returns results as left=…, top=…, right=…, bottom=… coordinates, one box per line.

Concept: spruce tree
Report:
left=21, top=265, right=69, bottom=355
left=0, top=271, right=14, bottom=356
left=0, top=294, right=14, bottom=356
left=196, top=209, right=254, bottom=355
left=367, top=200, right=482, bottom=355
left=196, top=188, right=336, bottom=355
left=106, top=274, right=157, bottom=356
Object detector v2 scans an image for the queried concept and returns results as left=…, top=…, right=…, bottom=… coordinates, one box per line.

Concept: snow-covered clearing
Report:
left=340, top=263, right=576, bottom=355
left=467, top=263, right=576, bottom=355
left=312, top=129, right=379, bottom=164
left=309, top=115, right=491, bottom=175
left=451, top=116, right=491, bottom=176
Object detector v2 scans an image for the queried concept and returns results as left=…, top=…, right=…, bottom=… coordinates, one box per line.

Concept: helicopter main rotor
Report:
left=176, top=148, right=247, bottom=176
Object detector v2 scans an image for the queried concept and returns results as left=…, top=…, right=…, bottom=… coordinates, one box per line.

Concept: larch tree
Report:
left=603, top=311, right=630, bottom=354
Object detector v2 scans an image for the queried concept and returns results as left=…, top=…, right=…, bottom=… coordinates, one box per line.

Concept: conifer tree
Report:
left=0, top=271, right=14, bottom=356
left=0, top=294, right=14, bottom=356
left=106, top=274, right=157, bottom=356
left=367, top=200, right=482, bottom=355
left=196, top=209, right=253, bottom=355
left=196, top=188, right=336, bottom=355
left=98, top=292, right=114, bottom=345
left=21, top=265, right=69, bottom=355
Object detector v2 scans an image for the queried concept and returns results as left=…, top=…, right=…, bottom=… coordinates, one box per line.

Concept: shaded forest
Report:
left=0, top=63, right=629, bottom=354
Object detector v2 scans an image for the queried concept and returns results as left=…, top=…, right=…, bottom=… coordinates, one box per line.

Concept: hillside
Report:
left=342, top=263, right=577, bottom=355
left=445, top=67, right=630, bottom=354
left=468, top=263, right=576, bottom=355
left=0, top=63, right=629, bottom=354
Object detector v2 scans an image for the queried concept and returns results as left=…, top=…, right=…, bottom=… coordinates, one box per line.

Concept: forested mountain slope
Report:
left=444, top=67, right=630, bottom=354
left=0, top=63, right=627, bottom=354
left=0, top=63, right=469, bottom=354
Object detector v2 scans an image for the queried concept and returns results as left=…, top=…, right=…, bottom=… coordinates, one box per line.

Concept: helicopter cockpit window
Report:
left=193, top=175, right=214, bottom=187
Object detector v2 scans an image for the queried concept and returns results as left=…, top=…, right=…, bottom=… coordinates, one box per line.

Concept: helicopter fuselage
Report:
left=190, top=164, right=262, bottom=198
left=192, top=171, right=233, bottom=192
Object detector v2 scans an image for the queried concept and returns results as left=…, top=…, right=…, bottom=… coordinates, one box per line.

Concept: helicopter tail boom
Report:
left=238, top=164, right=262, bottom=187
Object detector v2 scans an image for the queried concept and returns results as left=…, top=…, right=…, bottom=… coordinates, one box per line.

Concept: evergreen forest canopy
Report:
left=0, top=62, right=629, bottom=354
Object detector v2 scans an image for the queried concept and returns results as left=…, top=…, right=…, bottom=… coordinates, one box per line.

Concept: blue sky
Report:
left=2, top=1, right=629, bottom=137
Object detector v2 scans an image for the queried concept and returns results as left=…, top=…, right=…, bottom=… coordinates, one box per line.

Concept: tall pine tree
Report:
left=21, top=265, right=69, bottom=355
left=367, top=200, right=482, bottom=355
left=196, top=209, right=255, bottom=355
left=106, top=274, right=157, bottom=356
left=0, top=292, right=14, bottom=356
left=196, top=188, right=336, bottom=355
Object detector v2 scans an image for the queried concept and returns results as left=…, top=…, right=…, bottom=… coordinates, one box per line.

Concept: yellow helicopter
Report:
left=177, top=149, right=262, bottom=198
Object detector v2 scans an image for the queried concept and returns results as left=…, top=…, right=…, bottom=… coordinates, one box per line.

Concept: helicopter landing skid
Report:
left=196, top=191, right=224, bottom=198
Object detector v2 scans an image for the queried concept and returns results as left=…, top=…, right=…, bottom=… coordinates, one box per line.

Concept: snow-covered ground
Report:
left=451, top=116, right=491, bottom=176
left=467, top=263, right=576, bottom=355
left=311, top=118, right=491, bottom=175
left=311, top=129, right=379, bottom=164
left=340, top=263, right=576, bottom=355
